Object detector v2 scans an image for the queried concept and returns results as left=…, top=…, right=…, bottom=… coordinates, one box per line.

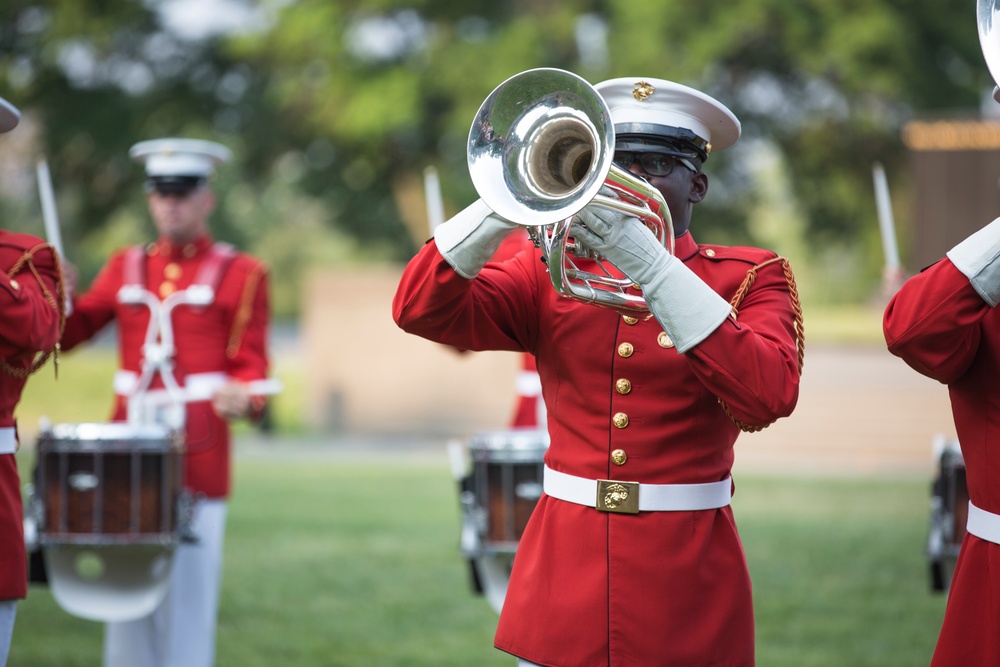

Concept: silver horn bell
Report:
left=468, top=67, right=674, bottom=315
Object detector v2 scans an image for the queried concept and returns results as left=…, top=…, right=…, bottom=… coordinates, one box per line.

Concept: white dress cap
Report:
left=594, top=78, right=740, bottom=158
left=129, top=138, right=232, bottom=178
left=0, top=97, right=21, bottom=134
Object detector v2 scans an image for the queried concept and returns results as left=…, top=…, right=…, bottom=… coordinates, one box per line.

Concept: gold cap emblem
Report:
left=633, top=81, right=655, bottom=101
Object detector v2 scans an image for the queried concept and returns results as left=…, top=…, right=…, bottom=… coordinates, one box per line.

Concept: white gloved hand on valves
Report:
left=434, top=199, right=519, bottom=279
left=947, top=215, right=1000, bottom=307
left=573, top=203, right=732, bottom=353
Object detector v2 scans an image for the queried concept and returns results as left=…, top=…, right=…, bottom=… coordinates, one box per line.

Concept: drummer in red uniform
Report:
left=884, top=217, right=1000, bottom=665
left=0, top=96, right=65, bottom=667
left=60, top=138, right=272, bottom=667
left=393, top=75, right=803, bottom=666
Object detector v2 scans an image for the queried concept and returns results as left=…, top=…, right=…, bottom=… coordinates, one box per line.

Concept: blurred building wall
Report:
left=302, top=267, right=520, bottom=439
left=904, top=119, right=1000, bottom=270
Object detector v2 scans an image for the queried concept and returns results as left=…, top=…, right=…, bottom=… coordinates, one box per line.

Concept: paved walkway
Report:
left=731, top=344, right=954, bottom=478
left=240, top=345, right=956, bottom=479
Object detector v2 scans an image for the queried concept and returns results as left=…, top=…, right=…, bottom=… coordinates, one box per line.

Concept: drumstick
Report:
left=247, top=378, right=283, bottom=396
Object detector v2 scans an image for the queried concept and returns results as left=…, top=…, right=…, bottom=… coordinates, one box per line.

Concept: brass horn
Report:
left=979, top=0, right=1000, bottom=102
left=467, top=68, right=674, bottom=315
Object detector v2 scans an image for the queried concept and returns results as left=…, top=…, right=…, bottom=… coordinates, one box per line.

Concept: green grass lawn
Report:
left=8, top=311, right=944, bottom=665
left=9, top=453, right=947, bottom=667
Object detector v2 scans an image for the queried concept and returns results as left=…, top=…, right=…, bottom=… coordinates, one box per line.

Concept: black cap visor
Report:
left=145, top=175, right=206, bottom=196
left=614, top=124, right=709, bottom=163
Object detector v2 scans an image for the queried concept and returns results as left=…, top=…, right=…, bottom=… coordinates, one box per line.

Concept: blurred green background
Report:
left=1, top=0, right=993, bottom=317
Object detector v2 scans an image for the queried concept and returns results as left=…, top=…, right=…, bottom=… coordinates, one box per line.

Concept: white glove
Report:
left=434, top=199, right=519, bottom=279
left=947, top=215, right=1000, bottom=307
left=573, top=204, right=732, bottom=353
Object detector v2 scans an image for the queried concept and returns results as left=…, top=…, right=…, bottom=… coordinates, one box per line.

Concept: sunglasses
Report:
left=612, top=151, right=698, bottom=177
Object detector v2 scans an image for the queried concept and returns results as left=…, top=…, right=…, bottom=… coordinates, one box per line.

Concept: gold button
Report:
left=611, top=449, right=627, bottom=466
left=657, top=332, right=674, bottom=349
left=615, top=378, right=632, bottom=395
left=705, top=248, right=716, bottom=257
left=632, top=282, right=642, bottom=290
left=8, top=278, right=19, bottom=291
left=164, top=262, right=182, bottom=280
left=612, top=412, right=629, bottom=429
left=159, top=282, right=176, bottom=298
left=617, top=342, right=634, bottom=358
left=622, top=315, right=638, bottom=325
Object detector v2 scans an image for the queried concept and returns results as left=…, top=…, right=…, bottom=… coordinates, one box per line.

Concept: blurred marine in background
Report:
left=393, top=70, right=804, bottom=666
left=0, top=97, right=65, bottom=667
left=60, top=138, right=272, bottom=667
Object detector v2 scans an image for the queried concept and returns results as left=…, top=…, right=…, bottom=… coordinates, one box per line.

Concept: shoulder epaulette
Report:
left=697, top=244, right=779, bottom=265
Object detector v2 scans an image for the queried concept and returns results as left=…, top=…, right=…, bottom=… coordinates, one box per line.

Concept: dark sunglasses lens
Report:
left=640, top=154, right=675, bottom=176
left=612, top=152, right=634, bottom=169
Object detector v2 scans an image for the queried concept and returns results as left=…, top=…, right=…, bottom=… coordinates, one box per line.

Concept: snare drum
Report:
left=34, top=423, right=184, bottom=547
left=467, top=428, right=549, bottom=554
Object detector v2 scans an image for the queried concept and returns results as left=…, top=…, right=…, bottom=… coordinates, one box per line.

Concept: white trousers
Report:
left=517, top=660, right=544, bottom=667
left=104, top=500, right=227, bottom=667
left=0, top=601, right=15, bottom=667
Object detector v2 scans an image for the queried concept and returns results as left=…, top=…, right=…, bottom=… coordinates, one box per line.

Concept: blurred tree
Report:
left=0, top=0, right=992, bottom=312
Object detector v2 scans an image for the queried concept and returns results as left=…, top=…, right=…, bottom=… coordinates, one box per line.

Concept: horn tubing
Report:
left=467, top=68, right=675, bottom=315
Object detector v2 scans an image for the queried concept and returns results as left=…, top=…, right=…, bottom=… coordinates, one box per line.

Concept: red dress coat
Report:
left=394, top=231, right=801, bottom=666
left=0, top=231, right=63, bottom=600
left=490, top=229, right=544, bottom=429
left=884, top=258, right=1000, bottom=666
left=61, top=235, right=269, bottom=499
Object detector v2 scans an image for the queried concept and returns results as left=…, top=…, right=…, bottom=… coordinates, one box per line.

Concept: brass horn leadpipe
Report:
left=467, top=67, right=674, bottom=315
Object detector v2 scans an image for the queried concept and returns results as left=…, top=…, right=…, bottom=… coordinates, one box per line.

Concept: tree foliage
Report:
left=0, top=0, right=993, bottom=312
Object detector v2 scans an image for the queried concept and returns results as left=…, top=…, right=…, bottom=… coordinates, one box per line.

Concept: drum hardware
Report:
left=927, top=435, right=967, bottom=592
left=449, top=429, right=549, bottom=614
left=468, top=67, right=674, bottom=316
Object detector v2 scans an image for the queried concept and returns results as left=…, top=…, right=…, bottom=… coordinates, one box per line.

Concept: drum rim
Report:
left=469, top=428, right=549, bottom=449
left=39, top=422, right=178, bottom=442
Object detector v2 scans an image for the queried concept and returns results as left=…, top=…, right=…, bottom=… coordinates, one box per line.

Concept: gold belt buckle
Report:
left=596, top=479, right=640, bottom=514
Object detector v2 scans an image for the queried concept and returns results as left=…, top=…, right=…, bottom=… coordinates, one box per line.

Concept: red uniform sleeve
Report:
left=683, top=258, right=802, bottom=430
left=883, top=258, right=988, bottom=384
left=225, top=259, right=270, bottom=380
left=392, top=240, right=537, bottom=354
left=0, top=239, right=63, bottom=356
left=61, top=251, right=127, bottom=351
left=223, top=258, right=270, bottom=418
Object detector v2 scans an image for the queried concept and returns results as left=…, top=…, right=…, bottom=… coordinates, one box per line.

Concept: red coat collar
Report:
left=150, top=234, right=214, bottom=260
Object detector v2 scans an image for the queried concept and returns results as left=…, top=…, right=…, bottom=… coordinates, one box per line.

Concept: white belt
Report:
left=0, top=427, right=15, bottom=455
left=114, top=370, right=229, bottom=403
left=115, top=370, right=282, bottom=406
left=543, top=465, right=732, bottom=514
left=967, top=501, right=1000, bottom=545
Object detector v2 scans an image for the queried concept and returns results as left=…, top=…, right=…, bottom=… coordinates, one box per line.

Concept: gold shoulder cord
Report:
left=718, top=256, right=805, bottom=433
left=0, top=242, right=67, bottom=379
left=226, top=263, right=265, bottom=359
